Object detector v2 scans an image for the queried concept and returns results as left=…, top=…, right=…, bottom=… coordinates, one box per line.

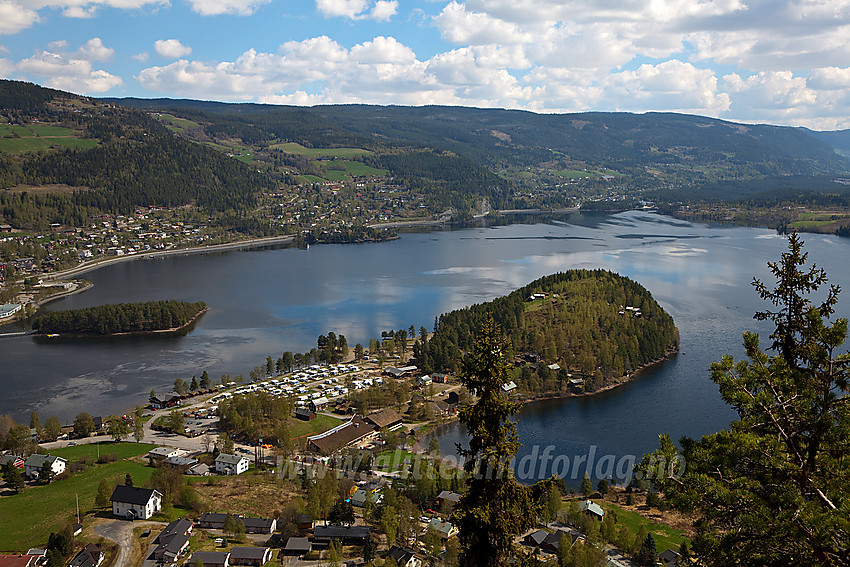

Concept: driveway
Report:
left=94, top=519, right=163, bottom=567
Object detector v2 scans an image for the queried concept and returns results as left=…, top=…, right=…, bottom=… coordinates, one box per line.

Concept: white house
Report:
left=110, top=485, right=163, bottom=519
left=215, top=453, right=250, bottom=475
left=24, top=454, right=66, bottom=480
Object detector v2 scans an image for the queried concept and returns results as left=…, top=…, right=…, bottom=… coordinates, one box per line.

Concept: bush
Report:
left=97, top=453, right=118, bottom=464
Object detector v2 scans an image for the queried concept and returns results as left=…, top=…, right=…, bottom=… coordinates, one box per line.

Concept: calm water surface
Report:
left=2, top=212, right=848, bottom=473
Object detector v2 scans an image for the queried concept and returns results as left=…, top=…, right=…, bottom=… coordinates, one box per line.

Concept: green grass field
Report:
left=51, top=441, right=155, bottom=462
left=0, top=123, right=98, bottom=153
left=295, top=175, right=326, bottom=184
left=272, top=142, right=372, bottom=158
left=289, top=414, right=341, bottom=439
left=0, top=443, right=156, bottom=550
left=554, top=169, right=597, bottom=179
left=601, top=501, right=689, bottom=554
left=157, top=113, right=202, bottom=133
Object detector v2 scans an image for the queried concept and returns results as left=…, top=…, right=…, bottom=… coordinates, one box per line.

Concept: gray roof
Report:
left=229, top=547, right=270, bottom=560
left=437, top=490, right=461, bottom=503
left=215, top=453, right=247, bottom=465
left=190, top=551, right=229, bottom=565
left=24, top=454, right=65, bottom=468
left=284, top=537, right=312, bottom=553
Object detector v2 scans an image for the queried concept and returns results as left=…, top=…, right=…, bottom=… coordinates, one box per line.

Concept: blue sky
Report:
left=3, top=0, right=850, bottom=129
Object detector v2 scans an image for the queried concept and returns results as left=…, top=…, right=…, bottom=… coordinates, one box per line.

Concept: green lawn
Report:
left=272, top=142, right=372, bottom=158
left=289, top=414, right=341, bottom=439
left=601, top=501, right=689, bottom=554
left=0, top=137, right=54, bottom=152
left=375, top=449, right=413, bottom=471
left=50, top=441, right=154, bottom=462
left=0, top=448, right=156, bottom=550
left=0, top=123, right=97, bottom=153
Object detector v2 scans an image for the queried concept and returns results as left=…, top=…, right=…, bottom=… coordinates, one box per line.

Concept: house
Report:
left=110, top=486, right=163, bottom=519
left=283, top=537, right=312, bottom=557
left=364, top=408, right=404, bottom=430
left=524, top=530, right=548, bottom=548
left=188, top=551, right=229, bottom=567
left=295, top=407, right=316, bottom=421
left=659, top=549, right=682, bottom=567
left=428, top=518, right=457, bottom=539
left=383, top=367, right=406, bottom=379
left=148, top=446, right=183, bottom=461
left=387, top=546, right=421, bottom=567
left=0, top=455, right=24, bottom=469
left=417, top=375, right=433, bottom=387
left=501, top=381, right=517, bottom=393
left=186, top=463, right=211, bottom=476
left=350, top=488, right=382, bottom=507
left=68, top=544, right=103, bottom=567
left=312, top=525, right=371, bottom=546
left=215, top=454, right=249, bottom=475
left=166, top=456, right=199, bottom=469
left=578, top=500, right=604, bottom=520
left=152, top=519, right=193, bottom=562
left=436, top=490, right=461, bottom=507
left=197, top=512, right=227, bottom=529
left=295, top=513, right=314, bottom=530
left=24, top=454, right=66, bottom=480
left=432, top=373, right=448, bottom=384
left=309, top=397, right=330, bottom=413
left=228, top=547, right=272, bottom=566
left=241, top=516, right=277, bottom=534
left=307, top=416, right=376, bottom=455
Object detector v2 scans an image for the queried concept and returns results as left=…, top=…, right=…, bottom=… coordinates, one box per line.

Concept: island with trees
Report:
left=414, top=270, right=679, bottom=396
left=31, top=299, right=207, bottom=336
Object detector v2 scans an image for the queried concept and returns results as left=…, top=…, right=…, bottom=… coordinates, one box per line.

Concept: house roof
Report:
left=428, top=518, right=455, bottom=537
left=241, top=517, right=275, bottom=530
left=0, top=455, right=24, bottom=468
left=109, top=485, right=161, bottom=506
left=156, top=519, right=193, bottom=541
left=307, top=416, right=375, bottom=454
left=69, top=544, right=102, bottom=567
left=0, top=555, right=38, bottom=567
left=189, top=552, right=229, bottom=565
left=660, top=549, right=682, bottom=565
left=579, top=500, right=604, bottom=517
left=388, top=546, right=417, bottom=565
left=525, top=530, right=548, bottom=546
left=365, top=408, right=403, bottom=429
left=229, top=547, right=270, bottom=561
left=284, top=537, right=312, bottom=553
left=24, top=454, right=65, bottom=468
left=437, top=490, right=461, bottom=503
left=313, top=525, right=370, bottom=540
left=199, top=512, right=228, bottom=524
left=186, top=463, right=210, bottom=475
left=215, top=453, right=248, bottom=465
left=148, top=446, right=178, bottom=457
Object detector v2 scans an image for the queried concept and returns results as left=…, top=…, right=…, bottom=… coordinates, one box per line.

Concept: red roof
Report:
left=0, top=555, right=38, bottom=567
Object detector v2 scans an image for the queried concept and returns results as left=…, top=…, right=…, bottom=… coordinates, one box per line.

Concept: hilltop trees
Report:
left=641, top=234, right=850, bottom=565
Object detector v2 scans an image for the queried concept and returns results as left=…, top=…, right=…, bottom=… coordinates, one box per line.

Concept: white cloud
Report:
left=77, top=37, right=113, bottom=60
left=185, top=0, right=270, bottom=16
left=316, top=0, right=397, bottom=20
left=132, top=52, right=150, bottom=62
left=809, top=66, right=850, bottom=90
left=16, top=49, right=123, bottom=92
left=20, top=0, right=169, bottom=18
left=155, top=38, right=192, bottom=58
left=434, top=1, right=533, bottom=45
left=0, top=1, right=39, bottom=34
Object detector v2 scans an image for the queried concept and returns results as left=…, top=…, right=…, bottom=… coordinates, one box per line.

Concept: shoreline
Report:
left=413, top=346, right=679, bottom=448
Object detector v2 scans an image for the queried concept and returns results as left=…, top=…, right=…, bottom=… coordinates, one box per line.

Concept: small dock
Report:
left=0, top=331, right=32, bottom=338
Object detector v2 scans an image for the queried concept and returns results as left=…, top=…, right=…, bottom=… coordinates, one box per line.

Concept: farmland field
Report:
left=272, top=142, right=372, bottom=158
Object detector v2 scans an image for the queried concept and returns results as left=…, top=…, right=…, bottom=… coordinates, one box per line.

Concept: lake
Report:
left=1, top=212, right=848, bottom=478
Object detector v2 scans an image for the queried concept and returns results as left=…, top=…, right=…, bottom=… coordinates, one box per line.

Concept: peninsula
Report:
left=31, top=300, right=207, bottom=336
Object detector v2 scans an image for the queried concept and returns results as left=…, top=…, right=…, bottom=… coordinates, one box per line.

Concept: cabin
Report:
left=307, top=416, right=376, bottom=455
left=152, top=519, right=193, bottom=562
left=364, top=408, right=404, bottom=430
left=188, top=551, right=229, bottom=567
left=283, top=537, right=312, bottom=557
left=313, top=525, right=370, bottom=547
left=241, top=517, right=277, bottom=534
left=149, top=391, right=183, bottom=409
left=579, top=500, right=604, bottom=521
left=228, top=547, right=272, bottom=566
left=295, top=407, right=316, bottom=421
left=436, top=490, right=461, bottom=507
left=110, top=486, right=163, bottom=519
left=428, top=518, right=457, bottom=539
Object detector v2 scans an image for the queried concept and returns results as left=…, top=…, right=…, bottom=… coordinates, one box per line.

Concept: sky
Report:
left=2, top=0, right=850, bottom=130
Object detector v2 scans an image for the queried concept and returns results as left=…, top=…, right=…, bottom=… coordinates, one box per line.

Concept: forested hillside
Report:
left=414, top=270, right=679, bottom=393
